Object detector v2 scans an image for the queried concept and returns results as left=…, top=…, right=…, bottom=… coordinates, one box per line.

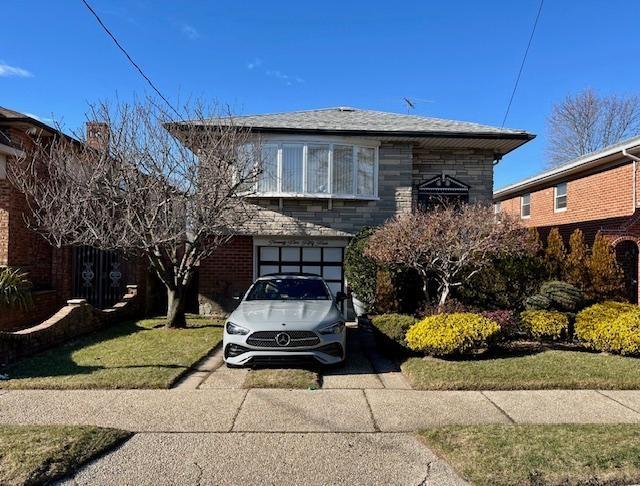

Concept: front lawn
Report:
left=402, top=347, right=640, bottom=390
left=420, top=424, right=640, bottom=486
left=244, top=368, right=320, bottom=389
left=0, top=316, right=223, bottom=389
left=0, top=425, right=131, bottom=485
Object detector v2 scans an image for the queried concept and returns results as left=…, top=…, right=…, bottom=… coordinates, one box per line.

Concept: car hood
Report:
left=229, top=300, right=341, bottom=331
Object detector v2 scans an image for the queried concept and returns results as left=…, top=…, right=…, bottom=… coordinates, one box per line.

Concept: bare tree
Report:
left=8, top=97, right=261, bottom=328
left=364, top=204, right=535, bottom=306
left=547, top=88, right=640, bottom=167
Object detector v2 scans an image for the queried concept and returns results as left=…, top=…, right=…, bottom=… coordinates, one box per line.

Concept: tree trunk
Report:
left=438, top=284, right=450, bottom=308
left=166, top=286, right=187, bottom=329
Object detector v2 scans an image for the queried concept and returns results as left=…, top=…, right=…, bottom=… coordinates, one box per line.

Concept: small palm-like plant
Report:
left=0, top=267, right=33, bottom=310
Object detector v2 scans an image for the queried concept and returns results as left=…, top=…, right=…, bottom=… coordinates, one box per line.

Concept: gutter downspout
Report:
left=623, top=148, right=640, bottom=212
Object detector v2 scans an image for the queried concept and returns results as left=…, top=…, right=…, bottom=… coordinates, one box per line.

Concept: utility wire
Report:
left=80, top=0, right=182, bottom=119
left=501, top=0, right=544, bottom=127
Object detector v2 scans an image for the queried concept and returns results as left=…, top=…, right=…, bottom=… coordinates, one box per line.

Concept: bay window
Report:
left=257, top=142, right=378, bottom=198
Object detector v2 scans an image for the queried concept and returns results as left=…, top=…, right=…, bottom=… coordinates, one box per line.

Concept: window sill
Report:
left=554, top=207, right=567, bottom=213
left=521, top=215, right=531, bottom=220
left=249, top=192, right=380, bottom=201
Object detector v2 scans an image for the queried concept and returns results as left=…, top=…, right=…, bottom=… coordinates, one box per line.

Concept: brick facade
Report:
left=494, top=152, right=640, bottom=303
left=198, top=236, right=254, bottom=315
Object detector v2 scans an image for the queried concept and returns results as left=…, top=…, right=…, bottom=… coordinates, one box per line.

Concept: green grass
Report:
left=244, top=368, right=320, bottom=389
left=0, top=316, right=223, bottom=389
left=402, top=348, right=640, bottom=390
left=0, top=425, right=131, bottom=485
left=420, top=424, right=640, bottom=486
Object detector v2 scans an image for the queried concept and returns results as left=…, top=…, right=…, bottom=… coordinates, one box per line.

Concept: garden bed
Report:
left=402, top=342, right=640, bottom=390
left=420, top=424, right=640, bottom=486
left=0, top=316, right=223, bottom=389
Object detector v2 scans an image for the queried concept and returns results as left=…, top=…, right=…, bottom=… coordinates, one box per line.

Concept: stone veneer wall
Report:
left=240, top=143, right=495, bottom=238
left=0, top=285, right=141, bottom=365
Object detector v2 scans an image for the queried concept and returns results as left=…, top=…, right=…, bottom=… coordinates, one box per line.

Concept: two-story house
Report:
left=493, top=135, right=640, bottom=303
left=190, top=107, right=534, bottom=314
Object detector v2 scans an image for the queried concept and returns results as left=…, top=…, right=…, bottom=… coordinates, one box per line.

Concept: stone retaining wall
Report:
left=0, top=285, right=140, bottom=365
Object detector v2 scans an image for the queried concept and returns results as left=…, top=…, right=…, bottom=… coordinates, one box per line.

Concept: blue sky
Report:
left=2, top=0, right=639, bottom=188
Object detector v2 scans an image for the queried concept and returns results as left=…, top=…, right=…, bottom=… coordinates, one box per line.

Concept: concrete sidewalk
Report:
left=2, top=388, right=640, bottom=432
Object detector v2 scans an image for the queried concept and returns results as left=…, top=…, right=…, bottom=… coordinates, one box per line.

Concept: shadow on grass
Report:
left=0, top=318, right=224, bottom=382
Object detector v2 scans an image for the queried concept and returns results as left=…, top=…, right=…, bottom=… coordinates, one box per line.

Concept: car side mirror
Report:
left=335, top=291, right=347, bottom=303
left=232, top=293, right=242, bottom=301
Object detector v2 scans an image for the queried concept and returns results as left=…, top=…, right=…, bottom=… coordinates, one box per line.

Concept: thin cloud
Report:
left=247, top=60, right=303, bottom=86
left=181, top=24, right=200, bottom=40
left=0, top=63, right=33, bottom=78
left=247, top=58, right=263, bottom=70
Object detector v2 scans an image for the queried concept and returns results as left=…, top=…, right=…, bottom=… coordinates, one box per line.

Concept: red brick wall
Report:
left=0, top=290, right=58, bottom=331
left=198, top=236, right=253, bottom=315
left=497, top=160, right=635, bottom=231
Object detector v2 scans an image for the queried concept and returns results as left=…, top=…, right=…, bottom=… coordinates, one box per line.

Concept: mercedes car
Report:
left=223, top=273, right=347, bottom=367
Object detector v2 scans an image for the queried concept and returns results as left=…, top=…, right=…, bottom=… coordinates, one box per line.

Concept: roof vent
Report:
left=337, top=106, right=356, bottom=112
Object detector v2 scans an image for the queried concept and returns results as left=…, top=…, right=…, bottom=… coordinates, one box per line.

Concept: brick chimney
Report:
left=86, top=122, right=109, bottom=151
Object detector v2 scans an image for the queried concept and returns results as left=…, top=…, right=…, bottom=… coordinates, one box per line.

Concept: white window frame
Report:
left=254, top=138, right=380, bottom=200
left=494, top=201, right=501, bottom=215
left=521, top=193, right=531, bottom=219
left=554, top=182, right=567, bottom=212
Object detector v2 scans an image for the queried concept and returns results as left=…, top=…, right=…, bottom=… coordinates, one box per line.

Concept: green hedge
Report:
left=370, top=314, right=416, bottom=355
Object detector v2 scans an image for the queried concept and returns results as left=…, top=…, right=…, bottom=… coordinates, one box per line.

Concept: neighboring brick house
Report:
left=493, top=135, right=640, bottom=303
left=188, top=107, right=534, bottom=314
left=0, top=107, right=139, bottom=330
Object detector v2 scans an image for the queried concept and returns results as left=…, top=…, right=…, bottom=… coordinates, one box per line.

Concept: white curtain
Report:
left=332, top=145, right=353, bottom=194
left=258, top=145, right=278, bottom=192
left=357, top=146, right=375, bottom=196
left=306, top=144, right=329, bottom=193
left=282, top=144, right=303, bottom=192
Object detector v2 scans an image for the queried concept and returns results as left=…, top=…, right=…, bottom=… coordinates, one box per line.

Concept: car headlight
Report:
left=226, top=321, right=250, bottom=335
left=319, top=321, right=345, bottom=335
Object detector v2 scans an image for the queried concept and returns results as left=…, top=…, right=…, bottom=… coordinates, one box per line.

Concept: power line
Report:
left=80, top=0, right=182, bottom=119
left=501, top=0, right=544, bottom=128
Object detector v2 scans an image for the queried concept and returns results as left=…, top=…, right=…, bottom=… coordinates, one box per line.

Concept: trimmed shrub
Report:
left=481, top=310, right=519, bottom=338
left=575, top=301, right=639, bottom=349
left=344, top=227, right=378, bottom=311
left=524, top=294, right=552, bottom=311
left=418, top=298, right=476, bottom=318
left=589, top=310, right=640, bottom=355
left=371, top=314, right=416, bottom=346
left=405, top=313, right=500, bottom=356
left=538, top=281, right=584, bottom=312
left=520, top=310, right=569, bottom=340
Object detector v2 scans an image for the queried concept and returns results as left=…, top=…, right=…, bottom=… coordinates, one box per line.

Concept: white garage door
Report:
left=257, top=246, right=344, bottom=296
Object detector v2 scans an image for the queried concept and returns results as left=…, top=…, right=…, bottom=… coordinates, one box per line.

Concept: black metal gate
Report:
left=72, top=246, right=129, bottom=309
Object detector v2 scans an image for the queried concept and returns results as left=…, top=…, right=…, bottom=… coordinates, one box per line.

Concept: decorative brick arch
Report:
left=608, top=235, right=640, bottom=304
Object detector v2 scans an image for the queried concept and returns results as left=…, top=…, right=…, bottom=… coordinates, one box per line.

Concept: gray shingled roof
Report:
left=192, top=107, right=531, bottom=138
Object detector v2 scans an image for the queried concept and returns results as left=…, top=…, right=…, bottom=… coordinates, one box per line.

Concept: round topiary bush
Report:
left=524, top=294, right=552, bottom=311
left=575, top=301, right=640, bottom=350
left=520, top=310, right=569, bottom=340
left=538, top=280, right=585, bottom=312
left=405, top=313, right=500, bottom=356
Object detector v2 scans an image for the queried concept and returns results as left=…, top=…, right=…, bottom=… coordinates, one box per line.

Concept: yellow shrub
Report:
left=575, top=301, right=638, bottom=349
left=520, top=310, right=568, bottom=340
left=405, top=313, right=500, bottom=356
left=579, top=307, right=640, bottom=356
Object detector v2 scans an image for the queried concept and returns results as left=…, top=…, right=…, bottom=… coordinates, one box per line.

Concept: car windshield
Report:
left=246, top=278, right=330, bottom=301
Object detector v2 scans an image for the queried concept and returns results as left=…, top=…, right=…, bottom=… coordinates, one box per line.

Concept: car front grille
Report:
left=246, top=330, right=320, bottom=348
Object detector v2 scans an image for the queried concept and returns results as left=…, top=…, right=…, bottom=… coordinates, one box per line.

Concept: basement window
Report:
left=554, top=182, right=567, bottom=212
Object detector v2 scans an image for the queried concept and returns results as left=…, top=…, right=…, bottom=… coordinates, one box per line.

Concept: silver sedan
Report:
left=223, top=274, right=347, bottom=367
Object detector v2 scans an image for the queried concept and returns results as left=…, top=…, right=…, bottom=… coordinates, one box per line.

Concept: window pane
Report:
left=259, top=265, right=279, bottom=276
left=258, top=146, right=278, bottom=192
left=260, top=247, right=279, bottom=261
left=281, top=247, right=300, bottom=261
left=327, top=282, right=342, bottom=296
left=302, top=265, right=321, bottom=275
left=332, top=145, right=354, bottom=194
left=357, top=147, right=375, bottom=196
left=302, top=248, right=321, bottom=261
left=556, top=182, right=567, bottom=197
left=282, top=144, right=303, bottom=192
left=307, top=144, right=329, bottom=193
left=323, top=248, right=342, bottom=262
left=556, top=195, right=567, bottom=209
left=323, top=266, right=342, bottom=280
left=281, top=265, right=300, bottom=273
left=522, top=194, right=530, bottom=205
